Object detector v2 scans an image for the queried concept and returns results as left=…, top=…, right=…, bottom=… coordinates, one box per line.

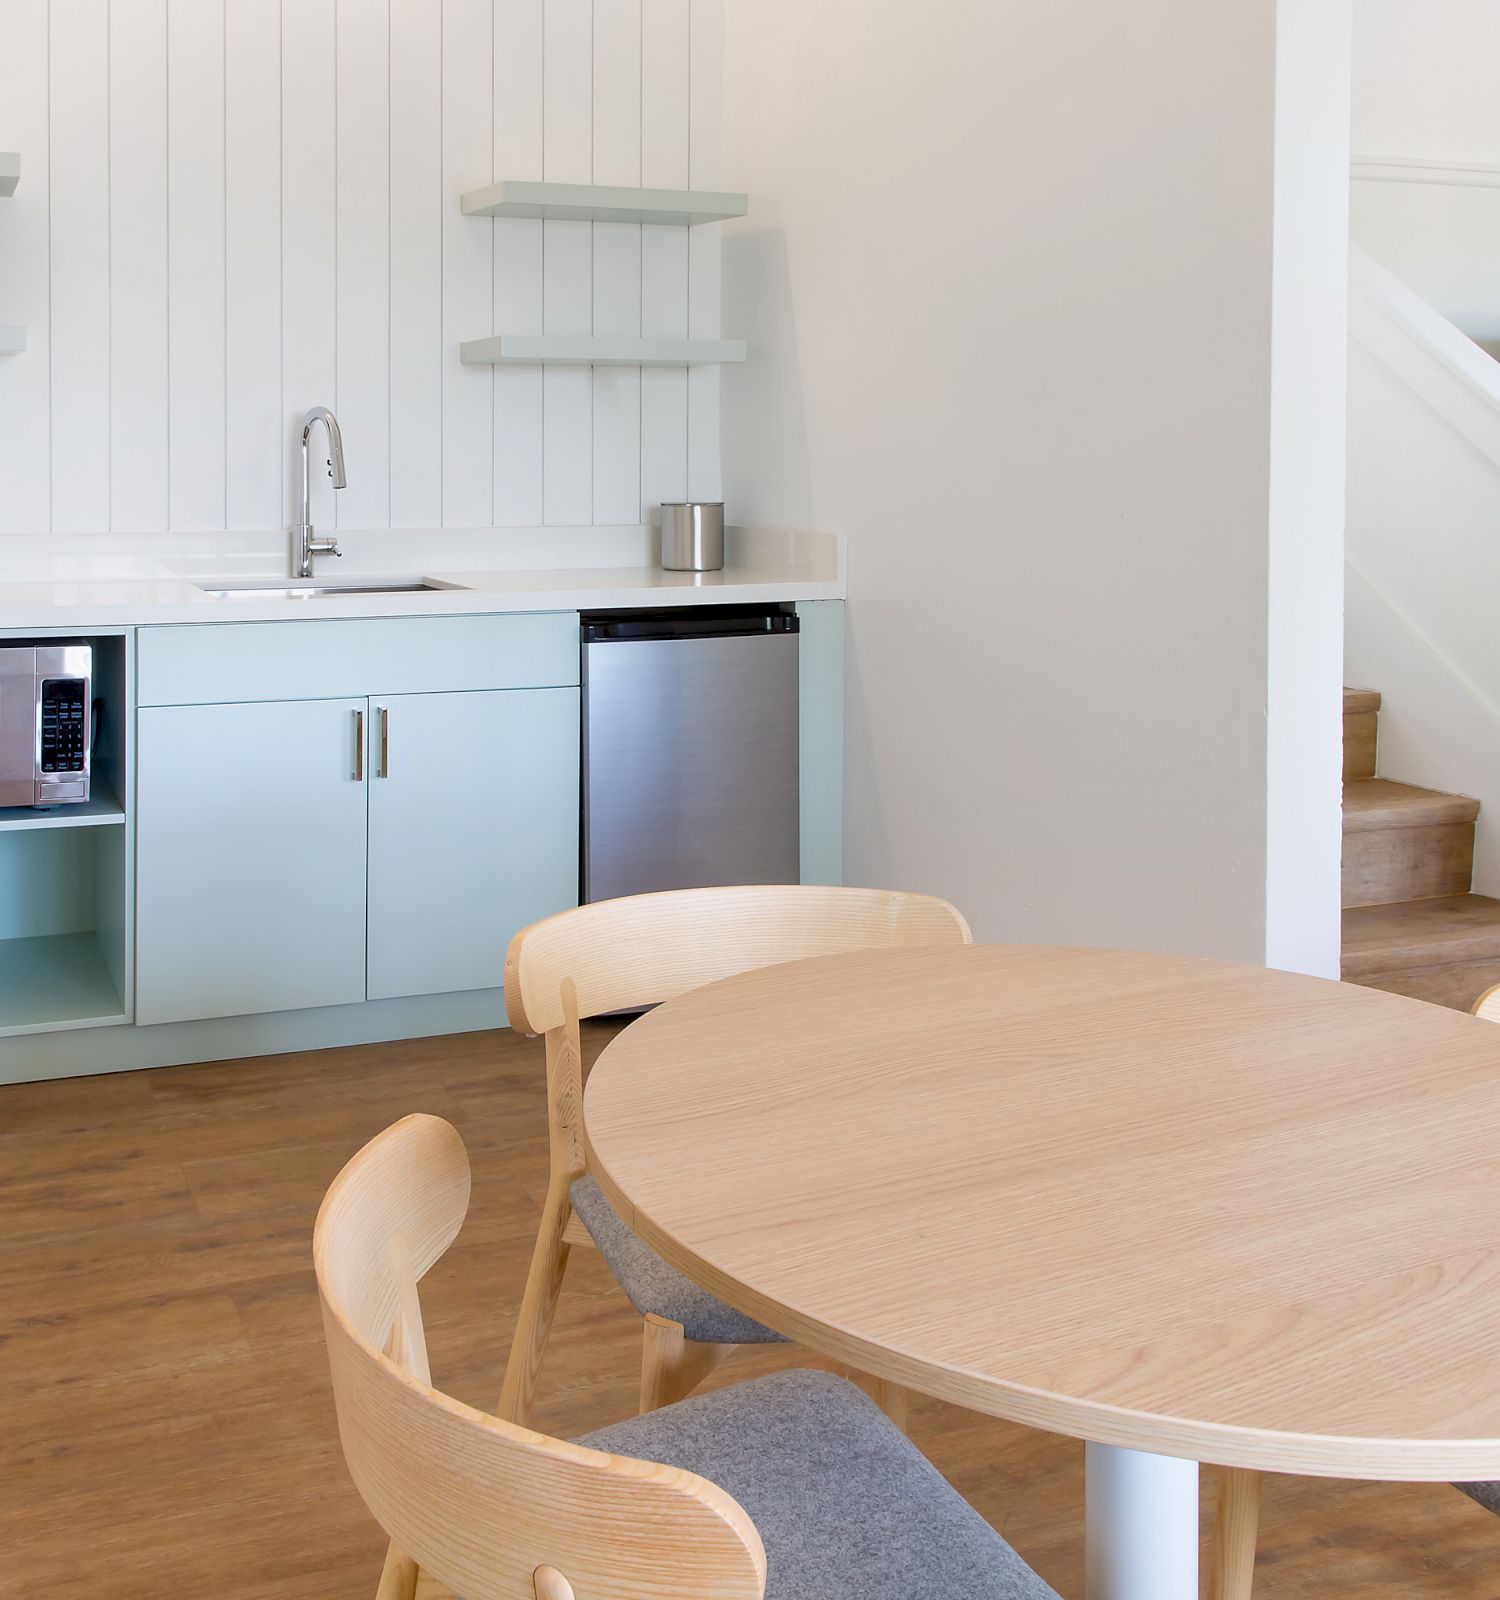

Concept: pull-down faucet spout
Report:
left=293, top=406, right=346, bottom=579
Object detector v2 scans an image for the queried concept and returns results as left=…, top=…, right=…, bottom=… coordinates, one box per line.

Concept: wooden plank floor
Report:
left=2, top=1023, right=1497, bottom=1597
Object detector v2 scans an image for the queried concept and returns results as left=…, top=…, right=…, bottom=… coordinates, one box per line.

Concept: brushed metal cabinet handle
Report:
left=353, top=708, right=364, bottom=781
left=379, top=705, right=389, bottom=779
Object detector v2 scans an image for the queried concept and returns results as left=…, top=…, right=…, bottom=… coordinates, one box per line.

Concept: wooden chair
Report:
left=1206, top=1469, right=1261, bottom=1600
left=1447, top=990, right=1500, bottom=1518
left=497, top=884, right=973, bottom=1426
left=1202, top=976, right=1500, bottom=1599
left=315, top=1112, right=1061, bottom=1600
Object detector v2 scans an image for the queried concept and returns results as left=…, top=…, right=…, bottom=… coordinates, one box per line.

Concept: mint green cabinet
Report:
left=136, top=683, right=580, bottom=1025
left=366, top=688, right=579, bottom=1000
left=136, top=698, right=370, bottom=1025
left=133, top=613, right=581, bottom=1027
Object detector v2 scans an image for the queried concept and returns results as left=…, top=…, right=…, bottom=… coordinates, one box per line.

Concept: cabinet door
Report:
left=136, top=699, right=369, bottom=1025
left=366, top=688, right=579, bottom=1001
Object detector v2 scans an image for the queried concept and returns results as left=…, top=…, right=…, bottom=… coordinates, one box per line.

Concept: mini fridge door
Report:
left=582, top=610, right=800, bottom=903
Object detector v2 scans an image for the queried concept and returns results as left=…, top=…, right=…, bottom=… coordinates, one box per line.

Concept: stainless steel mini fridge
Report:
left=581, top=605, right=800, bottom=903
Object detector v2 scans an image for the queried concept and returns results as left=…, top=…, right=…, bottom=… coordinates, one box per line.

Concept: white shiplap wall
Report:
left=0, top=0, right=723, bottom=536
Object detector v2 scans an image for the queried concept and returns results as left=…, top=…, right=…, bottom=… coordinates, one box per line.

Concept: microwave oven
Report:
left=0, top=644, right=93, bottom=807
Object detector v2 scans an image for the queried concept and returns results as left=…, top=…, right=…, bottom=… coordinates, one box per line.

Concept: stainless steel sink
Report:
left=198, top=578, right=458, bottom=600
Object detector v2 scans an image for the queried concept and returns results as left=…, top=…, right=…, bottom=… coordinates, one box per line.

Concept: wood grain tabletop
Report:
left=584, top=943, right=1500, bottom=1479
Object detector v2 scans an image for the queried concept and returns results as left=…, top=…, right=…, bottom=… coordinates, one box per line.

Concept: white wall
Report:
left=1352, top=0, right=1500, bottom=161
left=721, top=0, right=1348, bottom=970
left=1266, top=0, right=1353, bottom=976
left=1350, top=0, right=1500, bottom=351
left=1346, top=252, right=1500, bottom=895
left=0, top=0, right=723, bottom=538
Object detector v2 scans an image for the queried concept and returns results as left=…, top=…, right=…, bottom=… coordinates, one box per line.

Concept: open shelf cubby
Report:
left=0, top=781, right=124, bottom=833
left=0, top=631, right=132, bottom=1036
left=0, top=928, right=126, bottom=1035
left=0, top=829, right=128, bottom=1034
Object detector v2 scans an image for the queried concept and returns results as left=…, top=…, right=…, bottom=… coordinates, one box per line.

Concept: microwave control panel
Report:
left=40, top=678, right=89, bottom=775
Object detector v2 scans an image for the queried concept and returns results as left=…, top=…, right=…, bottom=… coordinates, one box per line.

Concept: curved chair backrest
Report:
left=1474, top=984, right=1500, bottom=1023
left=315, top=1114, right=767, bottom=1600
left=505, top=884, right=973, bottom=1036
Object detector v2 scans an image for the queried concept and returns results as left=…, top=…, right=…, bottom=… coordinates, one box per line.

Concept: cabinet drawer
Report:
left=137, top=612, right=579, bottom=705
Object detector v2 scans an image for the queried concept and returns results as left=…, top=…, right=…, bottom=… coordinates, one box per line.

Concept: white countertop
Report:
left=0, top=525, right=844, bottom=629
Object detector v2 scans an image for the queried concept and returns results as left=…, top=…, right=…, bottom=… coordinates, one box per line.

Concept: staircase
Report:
left=1341, top=688, right=1500, bottom=1009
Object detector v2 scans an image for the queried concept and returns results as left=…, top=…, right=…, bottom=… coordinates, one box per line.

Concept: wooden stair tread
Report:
left=1343, top=687, right=1381, bottom=716
left=1342, top=894, right=1500, bottom=979
left=1344, top=956, right=1500, bottom=1012
left=1342, top=778, right=1479, bottom=833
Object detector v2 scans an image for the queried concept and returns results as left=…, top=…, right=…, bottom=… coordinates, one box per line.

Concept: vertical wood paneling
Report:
left=167, top=0, right=227, bottom=531
left=0, top=0, right=50, bottom=534
left=686, top=0, right=722, bottom=503
left=336, top=0, right=391, bottom=528
left=389, top=0, right=443, bottom=527
left=11, top=0, right=719, bottom=539
left=492, top=0, right=543, bottom=526
left=639, top=0, right=689, bottom=519
left=283, top=0, right=337, bottom=535
left=542, top=0, right=593, bottom=526
left=225, top=0, right=282, bottom=531
left=441, top=0, right=494, bottom=527
left=50, top=0, right=111, bottom=532
left=591, top=0, right=641, bottom=524
left=109, top=0, right=169, bottom=533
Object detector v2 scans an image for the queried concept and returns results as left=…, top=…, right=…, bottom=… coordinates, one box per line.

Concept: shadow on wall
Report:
left=721, top=225, right=816, bottom=532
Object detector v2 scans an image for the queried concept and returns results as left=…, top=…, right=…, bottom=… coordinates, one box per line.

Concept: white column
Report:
left=1085, top=1443, right=1199, bottom=1600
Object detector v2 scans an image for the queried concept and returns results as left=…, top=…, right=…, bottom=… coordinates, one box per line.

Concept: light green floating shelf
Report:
left=461, top=179, right=746, bottom=227
left=459, top=335, right=746, bottom=368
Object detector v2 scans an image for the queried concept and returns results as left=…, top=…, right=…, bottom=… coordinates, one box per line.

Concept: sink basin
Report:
left=199, top=578, right=458, bottom=600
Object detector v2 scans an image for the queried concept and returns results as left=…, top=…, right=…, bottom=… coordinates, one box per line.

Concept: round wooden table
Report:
left=583, top=944, right=1500, bottom=1600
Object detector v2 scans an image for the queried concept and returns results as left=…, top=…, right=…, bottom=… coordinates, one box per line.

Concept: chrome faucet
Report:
left=293, top=406, right=347, bottom=578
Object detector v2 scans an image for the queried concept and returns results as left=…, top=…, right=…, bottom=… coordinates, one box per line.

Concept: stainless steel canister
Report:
left=659, top=502, right=725, bottom=572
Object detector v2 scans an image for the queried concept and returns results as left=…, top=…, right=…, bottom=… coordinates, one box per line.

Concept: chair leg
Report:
left=638, top=1312, right=734, bottom=1412
left=1206, top=1467, right=1262, bottom=1600
left=374, top=1543, right=419, bottom=1600
left=797, top=1356, right=913, bottom=1432
left=497, top=1179, right=574, bottom=1426
left=869, top=1377, right=910, bottom=1433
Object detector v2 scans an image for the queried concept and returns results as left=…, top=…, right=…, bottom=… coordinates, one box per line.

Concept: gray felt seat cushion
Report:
left=580, top=1370, right=1060, bottom=1600
left=1456, top=1480, right=1500, bottom=1514
left=569, top=1174, right=787, bottom=1345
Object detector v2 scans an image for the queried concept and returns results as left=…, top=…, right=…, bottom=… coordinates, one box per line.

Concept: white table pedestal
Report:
left=1085, top=1442, right=1199, bottom=1600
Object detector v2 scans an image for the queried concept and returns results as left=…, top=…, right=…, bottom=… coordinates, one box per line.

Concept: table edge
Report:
left=583, top=1122, right=1500, bottom=1482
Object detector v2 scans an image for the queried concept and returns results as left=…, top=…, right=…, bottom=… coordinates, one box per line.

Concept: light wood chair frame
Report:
left=492, top=886, right=1261, bottom=1596
left=316, top=1113, right=769, bottom=1600
left=1161, top=979, right=1500, bottom=1597
left=496, top=884, right=973, bottom=1426
left=1197, top=976, right=1500, bottom=1600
